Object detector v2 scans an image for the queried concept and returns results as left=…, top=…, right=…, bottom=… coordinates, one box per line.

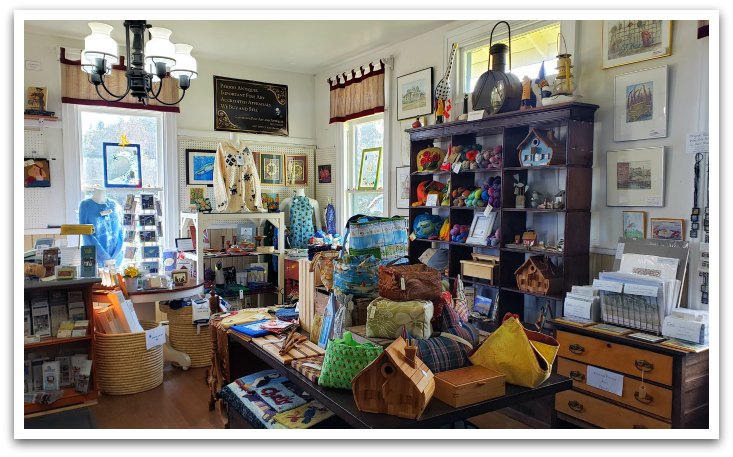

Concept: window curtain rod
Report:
left=326, top=56, right=393, bottom=85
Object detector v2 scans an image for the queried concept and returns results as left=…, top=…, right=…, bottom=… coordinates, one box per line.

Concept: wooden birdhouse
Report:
left=514, top=255, right=563, bottom=295
left=517, top=128, right=564, bottom=167
left=352, top=337, right=435, bottom=420
left=521, top=230, right=537, bottom=247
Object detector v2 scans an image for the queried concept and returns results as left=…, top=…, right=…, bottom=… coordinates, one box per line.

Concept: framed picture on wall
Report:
left=606, top=147, right=665, bottom=207
left=396, top=67, right=433, bottom=120
left=602, top=20, right=672, bottom=69
left=284, top=154, right=308, bottom=186
left=318, top=164, right=332, bottom=183
left=260, top=153, right=284, bottom=185
left=103, top=142, right=142, bottom=188
left=358, top=147, right=382, bottom=190
left=614, top=65, right=668, bottom=141
left=622, top=211, right=646, bottom=239
left=188, top=186, right=206, bottom=206
left=24, top=158, right=50, bottom=187
left=650, top=218, right=684, bottom=241
left=185, top=149, right=216, bottom=186
left=395, top=166, right=411, bottom=209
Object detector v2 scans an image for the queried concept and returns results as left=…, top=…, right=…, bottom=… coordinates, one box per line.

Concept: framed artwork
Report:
left=185, top=149, right=216, bottom=186
left=140, top=194, right=155, bottom=210
left=139, top=230, right=157, bottom=243
left=138, top=214, right=157, bottom=227
left=259, top=153, right=283, bottom=185
left=395, top=166, right=411, bottom=209
left=602, top=20, right=672, bottom=69
left=400, top=116, right=426, bottom=165
left=614, top=65, right=668, bottom=141
left=606, top=147, right=665, bottom=207
left=650, top=218, right=684, bottom=241
left=261, top=192, right=279, bottom=211
left=466, top=212, right=497, bottom=246
left=26, top=86, right=48, bottom=111
left=142, top=246, right=161, bottom=259
left=103, top=142, right=142, bottom=188
left=622, top=211, right=646, bottom=239
left=171, top=269, right=189, bottom=286
left=396, top=67, right=433, bottom=120
left=24, top=158, right=50, bottom=187
left=188, top=186, right=206, bottom=206
left=357, top=147, right=382, bottom=191
left=318, top=164, right=332, bottom=183
left=284, top=154, right=308, bottom=186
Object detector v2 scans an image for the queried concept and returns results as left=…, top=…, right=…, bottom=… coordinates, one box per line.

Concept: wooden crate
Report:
left=460, top=254, right=499, bottom=283
left=434, top=366, right=505, bottom=408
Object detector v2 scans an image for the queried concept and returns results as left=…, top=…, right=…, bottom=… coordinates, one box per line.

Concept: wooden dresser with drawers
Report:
left=552, top=321, right=709, bottom=429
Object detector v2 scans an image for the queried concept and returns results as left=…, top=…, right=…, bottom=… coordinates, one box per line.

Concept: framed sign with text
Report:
left=213, top=76, right=289, bottom=136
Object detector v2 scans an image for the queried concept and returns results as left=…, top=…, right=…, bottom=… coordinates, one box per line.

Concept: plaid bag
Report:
left=408, top=305, right=480, bottom=373
left=318, top=331, right=383, bottom=389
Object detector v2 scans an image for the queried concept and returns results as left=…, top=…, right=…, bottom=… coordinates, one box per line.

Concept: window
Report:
left=345, top=114, right=384, bottom=219
left=459, top=22, right=562, bottom=95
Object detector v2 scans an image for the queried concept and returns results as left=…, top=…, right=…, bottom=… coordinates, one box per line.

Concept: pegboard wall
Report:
left=314, top=147, right=336, bottom=219
left=178, top=136, right=322, bottom=219
left=24, top=130, right=51, bottom=229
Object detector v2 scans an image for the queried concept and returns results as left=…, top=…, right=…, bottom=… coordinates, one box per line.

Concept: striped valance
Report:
left=328, top=60, right=385, bottom=123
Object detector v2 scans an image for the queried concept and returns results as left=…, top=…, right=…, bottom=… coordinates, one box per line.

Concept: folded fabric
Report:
left=217, top=308, right=273, bottom=329
left=253, top=381, right=309, bottom=413
left=366, top=298, right=433, bottom=339
left=273, top=400, right=334, bottom=429
left=291, top=355, right=324, bottom=384
left=231, top=319, right=273, bottom=337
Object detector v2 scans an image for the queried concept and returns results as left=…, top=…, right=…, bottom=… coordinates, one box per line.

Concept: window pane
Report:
left=350, top=192, right=384, bottom=217
left=465, top=22, right=561, bottom=93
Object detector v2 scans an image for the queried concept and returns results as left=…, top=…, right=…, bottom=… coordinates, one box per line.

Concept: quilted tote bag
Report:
left=377, top=259, right=442, bottom=302
left=318, top=331, right=384, bottom=389
left=365, top=297, right=434, bottom=339
left=469, top=313, right=559, bottom=388
left=332, top=254, right=379, bottom=298
left=344, top=214, right=408, bottom=264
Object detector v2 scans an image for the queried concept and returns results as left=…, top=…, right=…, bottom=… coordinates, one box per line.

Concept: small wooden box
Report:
left=433, top=365, right=505, bottom=407
left=459, top=254, right=499, bottom=284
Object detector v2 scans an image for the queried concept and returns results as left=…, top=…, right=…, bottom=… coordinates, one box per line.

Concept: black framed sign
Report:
left=213, top=76, right=289, bottom=136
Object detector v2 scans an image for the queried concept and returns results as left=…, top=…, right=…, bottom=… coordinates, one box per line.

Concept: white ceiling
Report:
left=24, top=20, right=452, bottom=74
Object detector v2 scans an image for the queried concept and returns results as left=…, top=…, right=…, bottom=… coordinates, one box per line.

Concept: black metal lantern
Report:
left=472, top=21, right=523, bottom=115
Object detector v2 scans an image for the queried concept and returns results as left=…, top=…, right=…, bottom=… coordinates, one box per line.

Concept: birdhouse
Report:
left=352, top=337, right=435, bottom=420
left=521, top=230, right=537, bottom=247
left=514, top=255, right=563, bottom=295
left=516, top=128, right=564, bottom=167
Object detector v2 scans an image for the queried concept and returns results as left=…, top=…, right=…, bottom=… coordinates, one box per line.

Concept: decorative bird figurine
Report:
left=435, top=43, right=458, bottom=124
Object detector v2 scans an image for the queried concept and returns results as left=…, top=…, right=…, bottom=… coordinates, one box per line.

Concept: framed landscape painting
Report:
left=185, top=149, right=216, bottom=186
left=396, top=67, right=433, bottom=120
left=622, top=211, right=646, bottom=239
left=602, top=20, right=672, bottom=69
left=614, top=65, right=668, bottom=141
left=606, top=147, right=665, bottom=207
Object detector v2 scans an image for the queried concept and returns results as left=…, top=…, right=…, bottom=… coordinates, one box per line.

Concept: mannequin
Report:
left=78, top=186, right=124, bottom=267
left=279, top=188, right=322, bottom=231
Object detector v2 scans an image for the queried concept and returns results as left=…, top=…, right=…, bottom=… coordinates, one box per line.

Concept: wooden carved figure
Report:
left=434, top=43, right=458, bottom=123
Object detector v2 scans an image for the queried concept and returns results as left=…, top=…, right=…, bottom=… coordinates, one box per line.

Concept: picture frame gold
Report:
left=259, top=153, right=284, bottom=186
left=622, top=210, right=646, bottom=239
left=650, top=218, right=684, bottom=241
left=357, top=147, right=382, bottom=191
left=284, top=154, right=308, bottom=186
left=602, top=20, right=672, bottom=69
left=171, top=269, right=189, bottom=286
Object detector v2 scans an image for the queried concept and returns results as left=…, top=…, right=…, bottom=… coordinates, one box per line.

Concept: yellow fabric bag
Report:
left=469, top=313, right=559, bottom=388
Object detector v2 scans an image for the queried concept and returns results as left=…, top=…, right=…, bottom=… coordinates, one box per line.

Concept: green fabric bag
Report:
left=317, top=331, right=384, bottom=390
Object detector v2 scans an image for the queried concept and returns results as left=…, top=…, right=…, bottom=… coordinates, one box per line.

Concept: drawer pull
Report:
left=633, top=424, right=647, bottom=429
left=634, top=391, right=654, bottom=404
left=635, top=359, right=654, bottom=372
left=569, top=343, right=585, bottom=354
left=569, top=370, right=585, bottom=382
left=567, top=400, right=584, bottom=412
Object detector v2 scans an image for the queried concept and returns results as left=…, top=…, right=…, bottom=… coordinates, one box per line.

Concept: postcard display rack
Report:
left=179, top=211, right=286, bottom=304
left=122, top=193, right=163, bottom=274
left=407, top=103, right=597, bottom=327
left=24, top=277, right=100, bottom=416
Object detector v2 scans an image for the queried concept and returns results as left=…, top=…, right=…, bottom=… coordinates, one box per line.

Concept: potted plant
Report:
left=122, top=264, right=141, bottom=291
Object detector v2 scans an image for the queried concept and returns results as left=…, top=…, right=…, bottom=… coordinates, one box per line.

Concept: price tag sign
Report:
left=686, top=132, right=709, bottom=155
left=145, top=325, right=166, bottom=350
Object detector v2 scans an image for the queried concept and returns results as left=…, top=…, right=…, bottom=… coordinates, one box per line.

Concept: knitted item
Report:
left=213, top=141, right=266, bottom=213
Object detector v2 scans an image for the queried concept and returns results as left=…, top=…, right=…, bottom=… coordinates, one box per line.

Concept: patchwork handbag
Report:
left=470, top=313, right=559, bottom=388
left=344, top=214, right=408, bottom=264
left=377, top=258, right=443, bottom=303
left=318, top=331, right=384, bottom=389
left=365, top=297, right=434, bottom=339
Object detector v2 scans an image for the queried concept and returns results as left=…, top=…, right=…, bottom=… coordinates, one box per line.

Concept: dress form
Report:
left=92, top=187, right=106, bottom=204
left=79, top=186, right=124, bottom=266
left=279, top=188, right=322, bottom=231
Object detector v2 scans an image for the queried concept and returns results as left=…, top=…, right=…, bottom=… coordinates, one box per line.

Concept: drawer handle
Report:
left=634, top=391, right=654, bottom=405
left=633, top=424, right=647, bottom=429
left=569, top=370, right=585, bottom=382
left=569, top=343, right=585, bottom=354
left=567, top=400, right=584, bottom=412
left=635, top=359, right=654, bottom=372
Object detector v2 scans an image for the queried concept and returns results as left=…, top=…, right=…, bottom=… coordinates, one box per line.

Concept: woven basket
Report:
left=159, top=304, right=212, bottom=368
left=95, top=320, right=164, bottom=395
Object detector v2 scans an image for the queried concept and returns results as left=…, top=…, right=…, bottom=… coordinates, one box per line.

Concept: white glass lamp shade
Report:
left=144, top=27, right=176, bottom=69
left=82, top=22, right=119, bottom=65
left=80, top=50, right=112, bottom=74
left=170, top=44, right=198, bottom=80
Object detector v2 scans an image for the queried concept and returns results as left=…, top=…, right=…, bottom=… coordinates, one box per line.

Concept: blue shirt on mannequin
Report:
left=78, top=198, right=124, bottom=267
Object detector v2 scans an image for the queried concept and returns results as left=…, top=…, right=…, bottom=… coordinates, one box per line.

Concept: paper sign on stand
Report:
left=145, top=325, right=166, bottom=350
left=586, top=365, right=624, bottom=397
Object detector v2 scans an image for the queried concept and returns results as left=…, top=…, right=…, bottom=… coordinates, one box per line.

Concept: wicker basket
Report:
left=95, top=320, right=164, bottom=395
left=159, top=303, right=212, bottom=368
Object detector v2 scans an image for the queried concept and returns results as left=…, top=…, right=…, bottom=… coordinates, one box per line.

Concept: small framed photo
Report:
left=260, top=153, right=284, bottom=185
left=103, top=143, right=142, bottom=188
left=139, top=230, right=157, bottom=243
left=318, top=164, right=332, bottom=183
left=466, top=212, right=497, bottom=246
left=284, top=154, right=308, bottom=186
left=171, top=269, right=189, bottom=286
left=606, top=147, right=665, bottom=207
left=614, top=65, right=668, bottom=142
left=395, top=166, right=411, bottom=209
left=396, top=67, right=433, bottom=120
left=138, top=214, right=157, bottom=227
left=188, top=185, right=207, bottom=206
left=602, top=20, right=672, bottom=69
left=622, top=211, right=646, bottom=239
left=140, top=194, right=155, bottom=210
left=650, top=218, right=684, bottom=241
left=142, top=246, right=161, bottom=259
left=185, top=149, right=216, bottom=186
left=26, top=86, right=48, bottom=111
left=357, top=147, right=382, bottom=190
left=24, top=158, right=51, bottom=187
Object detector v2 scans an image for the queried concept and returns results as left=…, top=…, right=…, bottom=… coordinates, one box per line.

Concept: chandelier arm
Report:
left=150, top=87, right=187, bottom=106
left=149, top=76, right=164, bottom=100
left=98, top=75, right=131, bottom=102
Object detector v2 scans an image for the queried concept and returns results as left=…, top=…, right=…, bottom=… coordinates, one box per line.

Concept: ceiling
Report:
left=24, top=20, right=452, bottom=75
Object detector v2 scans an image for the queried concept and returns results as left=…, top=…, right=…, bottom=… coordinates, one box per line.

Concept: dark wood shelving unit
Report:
left=407, top=102, right=598, bottom=323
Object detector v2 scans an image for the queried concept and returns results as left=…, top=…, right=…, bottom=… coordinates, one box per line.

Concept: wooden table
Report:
left=227, top=331, right=572, bottom=429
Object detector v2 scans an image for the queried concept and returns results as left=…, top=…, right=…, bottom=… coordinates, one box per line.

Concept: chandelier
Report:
left=81, top=20, right=197, bottom=105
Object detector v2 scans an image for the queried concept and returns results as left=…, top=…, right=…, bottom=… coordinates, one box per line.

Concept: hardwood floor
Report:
left=90, top=363, right=224, bottom=429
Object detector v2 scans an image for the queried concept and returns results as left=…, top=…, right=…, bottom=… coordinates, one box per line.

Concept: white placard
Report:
left=686, top=132, right=709, bottom=154
left=615, top=242, right=625, bottom=260
left=483, top=204, right=493, bottom=217
left=593, top=279, right=624, bottom=293
left=426, top=193, right=439, bottom=207
left=564, top=297, right=593, bottom=320
left=624, top=283, right=659, bottom=297
left=467, top=110, right=485, bottom=121
left=645, top=196, right=662, bottom=206
left=145, top=325, right=166, bottom=350
left=452, top=162, right=462, bottom=173
left=586, top=365, right=624, bottom=397
left=662, top=317, right=705, bottom=343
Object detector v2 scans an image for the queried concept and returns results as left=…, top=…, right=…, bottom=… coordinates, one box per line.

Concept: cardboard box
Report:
left=433, top=365, right=505, bottom=408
